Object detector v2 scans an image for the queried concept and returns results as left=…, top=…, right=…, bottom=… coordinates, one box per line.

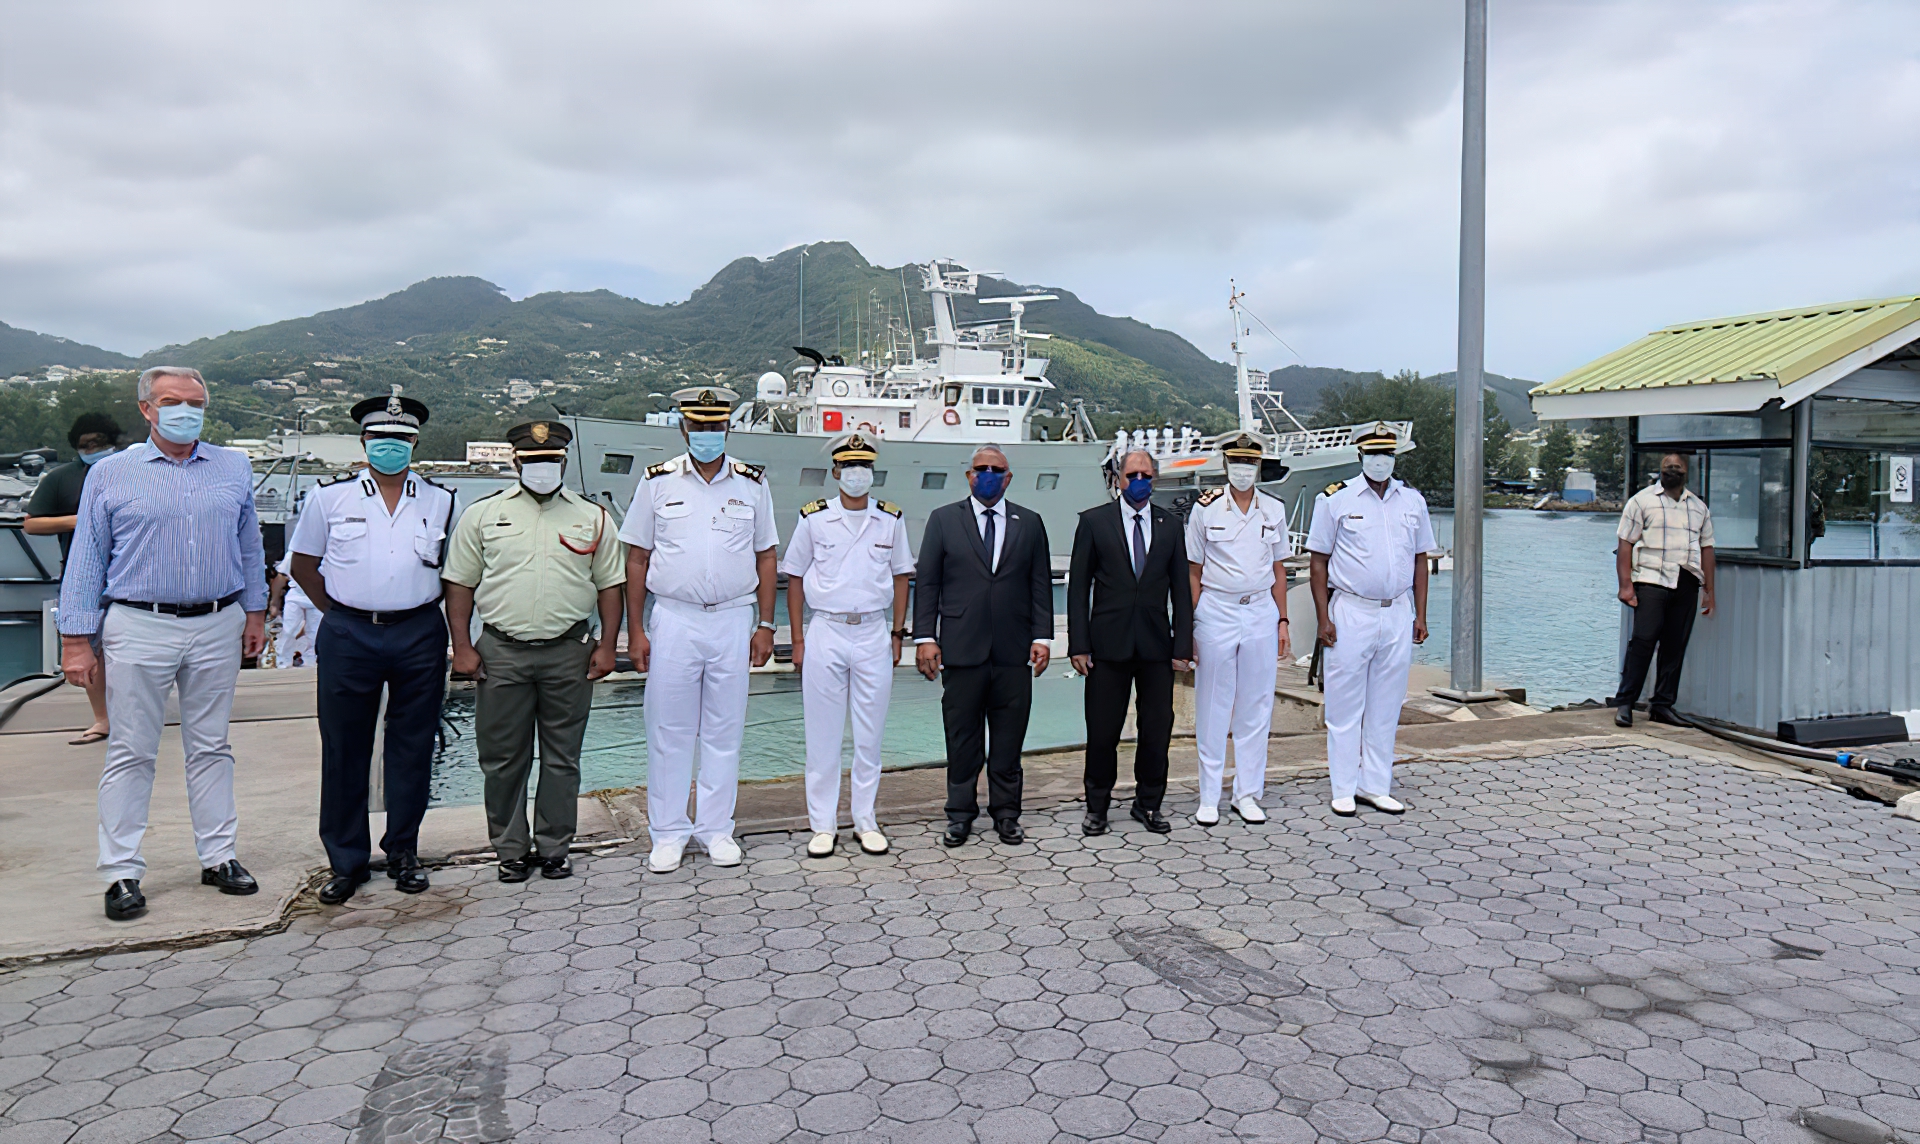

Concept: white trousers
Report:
left=1322, top=591, right=1414, bottom=800
left=98, top=604, right=246, bottom=882
left=801, top=616, right=892, bottom=834
left=644, top=600, right=753, bottom=847
left=1193, top=591, right=1279, bottom=808
left=278, top=596, right=320, bottom=668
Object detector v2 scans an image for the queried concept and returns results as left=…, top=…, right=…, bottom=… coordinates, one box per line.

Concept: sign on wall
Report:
left=1892, top=456, right=1914, bottom=504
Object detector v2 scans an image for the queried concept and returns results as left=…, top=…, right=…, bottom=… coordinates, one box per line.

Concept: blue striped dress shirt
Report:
left=58, top=439, right=268, bottom=634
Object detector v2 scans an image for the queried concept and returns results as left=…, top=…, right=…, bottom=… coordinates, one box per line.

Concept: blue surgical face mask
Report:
left=365, top=438, right=413, bottom=475
left=971, top=467, right=1006, bottom=502
left=1124, top=475, right=1154, bottom=505
left=79, top=448, right=114, bottom=466
left=155, top=404, right=205, bottom=445
left=687, top=431, right=727, bottom=463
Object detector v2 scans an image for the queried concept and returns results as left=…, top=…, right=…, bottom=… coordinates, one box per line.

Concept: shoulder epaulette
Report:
left=800, top=498, right=830, bottom=516
left=319, top=471, right=358, bottom=487
left=644, top=461, right=674, bottom=479
left=1322, top=481, right=1345, bottom=497
left=877, top=500, right=903, bottom=518
left=1196, top=487, right=1224, bottom=506
left=732, top=461, right=766, bottom=482
left=414, top=472, right=449, bottom=491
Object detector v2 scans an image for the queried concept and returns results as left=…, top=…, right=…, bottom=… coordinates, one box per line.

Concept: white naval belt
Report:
left=813, top=609, right=889, bottom=626
left=1211, top=591, right=1275, bottom=605
left=653, top=593, right=757, bottom=617
left=1335, top=588, right=1409, bottom=608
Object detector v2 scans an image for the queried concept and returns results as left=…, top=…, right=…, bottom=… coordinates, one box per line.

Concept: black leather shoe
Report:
left=941, top=824, right=969, bottom=848
left=201, top=859, right=259, bottom=896
left=498, top=857, right=533, bottom=883
left=1614, top=706, right=1633, bottom=728
left=995, top=821, right=1025, bottom=845
left=317, top=869, right=369, bottom=905
left=540, top=854, right=573, bottom=880
left=386, top=853, right=429, bottom=895
left=1082, top=812, right=1110, bottom=837
left=104, top=879, right=146, bottom=921
left=1648, top=707, right=1685, bottom=726
left=1130, top=804, right=1173, bottom=834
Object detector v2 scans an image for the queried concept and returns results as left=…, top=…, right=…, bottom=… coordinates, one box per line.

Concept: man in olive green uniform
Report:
left=443, top=420, right=626, bottom=882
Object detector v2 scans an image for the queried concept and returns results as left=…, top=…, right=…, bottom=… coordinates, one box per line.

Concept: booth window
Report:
left=1808, top=397, right=1920, bottom=562
left=1631, top=444, right=1793, bottom=560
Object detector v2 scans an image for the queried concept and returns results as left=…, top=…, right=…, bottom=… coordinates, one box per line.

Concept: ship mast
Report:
left=1229, top=281, right=1255, bottom=432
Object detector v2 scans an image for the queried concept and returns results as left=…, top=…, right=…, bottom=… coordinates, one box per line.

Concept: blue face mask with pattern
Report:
left=687, top=431, right=727, bottom=463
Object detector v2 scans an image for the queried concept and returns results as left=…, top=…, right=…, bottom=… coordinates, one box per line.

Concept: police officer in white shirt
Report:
left=1185, top=431, right=1292, bottom=827
left=287, top=392, right=457, bottom=903
left=782, top=433, right=914, bottom=859
left=1306, top=423, right=1433, bottom=818
left=621, top=387, right=779, bottom=874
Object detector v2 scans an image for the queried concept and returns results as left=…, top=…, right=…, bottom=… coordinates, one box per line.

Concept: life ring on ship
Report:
left=943, top=409, right=960, bottom=426
left=831, top=379, right=850, bottom=397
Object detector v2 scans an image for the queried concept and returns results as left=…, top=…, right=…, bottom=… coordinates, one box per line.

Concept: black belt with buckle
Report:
left=111, top=592, right=242, bottom=618
left=331, top=600, right=441, bottom=626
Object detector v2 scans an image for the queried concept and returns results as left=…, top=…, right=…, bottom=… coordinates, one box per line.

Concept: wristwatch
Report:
left=756, top=620, right=776, bottom=632
left=893, top=628, right=910, bottom=638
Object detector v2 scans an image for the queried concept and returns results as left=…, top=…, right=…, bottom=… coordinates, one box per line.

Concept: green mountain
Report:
left=1270, top=365, right=1538, bottom=428
left=0, top=322, right=138, bottom=377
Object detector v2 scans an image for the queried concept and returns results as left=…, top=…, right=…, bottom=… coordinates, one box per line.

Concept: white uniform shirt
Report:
left=274, top=552, right=312, bottom=609
left=1185, top=488, right=1289, bottom=594
left=1305, top=476, right=1436, bottom=601
left=779, top=497, right=915, bottom=616
left=969, top=496, right=1007, bottom=572
left=619, top=453, right=778, bottom=606
left=287, top=470, right=455, bottom=611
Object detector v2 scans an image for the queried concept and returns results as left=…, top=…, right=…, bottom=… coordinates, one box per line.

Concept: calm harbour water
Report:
left=427, top=508, right=1622, bottom=806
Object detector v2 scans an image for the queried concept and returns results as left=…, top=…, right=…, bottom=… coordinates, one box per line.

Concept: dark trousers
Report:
left=1083, top=658, right=1173, bottom=814
left=476, top=625, right=593, bottom=861
left=942, top=663, right=1031, bottom=827
left=1615, top=571, right=1700, bottom=712
left=315, top=606, right=448, bottom=876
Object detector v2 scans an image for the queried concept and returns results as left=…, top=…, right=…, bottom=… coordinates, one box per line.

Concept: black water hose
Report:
left=0, top=673, right=66, bottom=732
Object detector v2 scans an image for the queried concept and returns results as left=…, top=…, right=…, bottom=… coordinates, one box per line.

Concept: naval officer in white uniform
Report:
left=621, top=387, right=779, bottom=873
left=782, top=433, right=914, bottom=859
left=1306, top=423, right=1433, bottom=817
left=1184, top=431, right=1292, bottom=826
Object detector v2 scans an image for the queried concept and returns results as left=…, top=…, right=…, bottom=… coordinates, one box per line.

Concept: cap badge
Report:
left=531, top=422, right=550, bottom=444
left=386, top=386, right=403, bottom=417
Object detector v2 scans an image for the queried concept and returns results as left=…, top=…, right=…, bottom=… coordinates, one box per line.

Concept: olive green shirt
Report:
left=443, top=484, right=626, bottom=640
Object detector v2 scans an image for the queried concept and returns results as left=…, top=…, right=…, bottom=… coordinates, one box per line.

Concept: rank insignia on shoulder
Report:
left=800, top=498, right=829, bottom=516
left=732, top=461, right=766, bottom=482
left=1323, top=482, right=1345, bottom=497
left=1196, top=488, right=1224, bottom=506
left=644, top=462, right=674, bottom=479
left=320, top=471, right=358, bottom=486
left=877, top=500, right=903, bottom=518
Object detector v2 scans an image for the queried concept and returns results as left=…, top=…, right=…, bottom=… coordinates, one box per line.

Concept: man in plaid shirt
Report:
left=1613, top=452, right=1715, bottom=727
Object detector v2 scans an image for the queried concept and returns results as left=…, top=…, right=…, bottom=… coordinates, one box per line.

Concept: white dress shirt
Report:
left=779, top=497, right=915, bottom=615
left=1305, top=476, right=1436, bottom=601
left=619, top=454, right=779, bottom=607
left=970, top=496, right=1007, bottom=572
left=1184, top=488, right=1289, bottom=595
left=287, top=470, right=455, bottom=611
left=1119, top=499, right=1153, bottom=572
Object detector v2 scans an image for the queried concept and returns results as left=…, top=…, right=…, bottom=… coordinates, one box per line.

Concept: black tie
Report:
left=982, top=507, right=997, bottom=572
left=1132, top=512, right=1147, bottom=579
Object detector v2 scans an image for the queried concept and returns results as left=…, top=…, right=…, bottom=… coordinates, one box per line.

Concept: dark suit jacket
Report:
left=913, top=497, right=1053, bottom=668
left=1066, top=499, right=1193, bottom=662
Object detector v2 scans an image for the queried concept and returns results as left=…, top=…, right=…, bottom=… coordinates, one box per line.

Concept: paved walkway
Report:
left=4, top=734, right=1920, bottom=1143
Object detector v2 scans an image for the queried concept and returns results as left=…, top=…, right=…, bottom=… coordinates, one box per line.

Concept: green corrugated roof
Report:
left=1531, top=293, right=1920, bottom=397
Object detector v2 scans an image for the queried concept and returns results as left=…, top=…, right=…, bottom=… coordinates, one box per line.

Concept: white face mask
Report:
left=519, top=461, right=564, bottom=495
left=1361, top=454, right=1396, bottom=483
left=837, top=466, right=874, bottom=498
left=1226, top=463, right=1259, bottom=492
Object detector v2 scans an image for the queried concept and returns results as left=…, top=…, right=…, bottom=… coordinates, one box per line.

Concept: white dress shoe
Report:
left=649, top=838, right=685, bottom=874
left=706, top=835, right=743, bottom=867
left=1194, top=805, right=1220, bottom=827
left=1232, top=797, right=1268, bottom=824
left=1356, top=792, right=1406, bottom=814
left=806, top=832, right=836, bottom=858
left=1331, top=797, right=1357, bottom=817
left=856, top=828, right=890, bottom=855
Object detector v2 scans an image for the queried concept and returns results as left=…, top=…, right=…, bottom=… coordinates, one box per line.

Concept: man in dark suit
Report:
left=914, top=444, right=1054, bottom=847
left=1067, top=450, right=1194, bottom=837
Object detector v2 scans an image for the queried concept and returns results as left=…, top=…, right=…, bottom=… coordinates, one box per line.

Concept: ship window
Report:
left=972, top=388, right=985, bottom=405
left=872, top=470, right=887, bottom=487
left=1035, top=473, right=1059, bottom=491
left=799, top=468, right=827, bottom=486
left=1017, top=390, right=1029, bottom=406
left=898, top=411, right=911, bottom=429
left=600, top=453, right=634, bottom=475
left=922, top=472, right=947, bottom=490
left=943, top=384, right=961, bottom=407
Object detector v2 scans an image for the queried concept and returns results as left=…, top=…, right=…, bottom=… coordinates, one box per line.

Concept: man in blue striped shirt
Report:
left=59, top=367, right=269, bottom=922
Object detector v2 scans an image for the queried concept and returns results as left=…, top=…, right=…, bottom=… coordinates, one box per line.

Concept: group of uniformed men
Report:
left=292, top=386, right=1430, bottom=903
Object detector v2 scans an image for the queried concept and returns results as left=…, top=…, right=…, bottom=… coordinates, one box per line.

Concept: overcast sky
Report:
left=2, top=1, right=1915, bottom=382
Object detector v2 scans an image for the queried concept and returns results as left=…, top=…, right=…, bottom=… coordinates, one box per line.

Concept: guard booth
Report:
left=1530, top=294, right=1920, bottom=735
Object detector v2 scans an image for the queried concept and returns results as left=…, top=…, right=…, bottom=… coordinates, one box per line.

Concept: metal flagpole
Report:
left=1445, top=0, right=1494, bottom=702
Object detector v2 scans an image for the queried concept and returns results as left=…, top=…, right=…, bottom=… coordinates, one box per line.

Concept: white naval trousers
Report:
left=1322, top=591, right=1414, bottom=800
left=643, top=598, right=754, bottom=847
left=278, top=596, right=320, bottom=668
left=98, top=603, right=246, bottom=882
left=1192, top=590, right=1280, bottom=808
left=801, top=615, right=892, bottom=834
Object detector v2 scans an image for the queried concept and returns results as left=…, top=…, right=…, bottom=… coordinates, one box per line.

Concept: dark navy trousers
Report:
left=315, top=606, right=448, bottom=876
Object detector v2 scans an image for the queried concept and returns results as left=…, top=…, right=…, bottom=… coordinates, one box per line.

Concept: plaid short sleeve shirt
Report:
left=1617, top=484, right=1714, bottom=588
